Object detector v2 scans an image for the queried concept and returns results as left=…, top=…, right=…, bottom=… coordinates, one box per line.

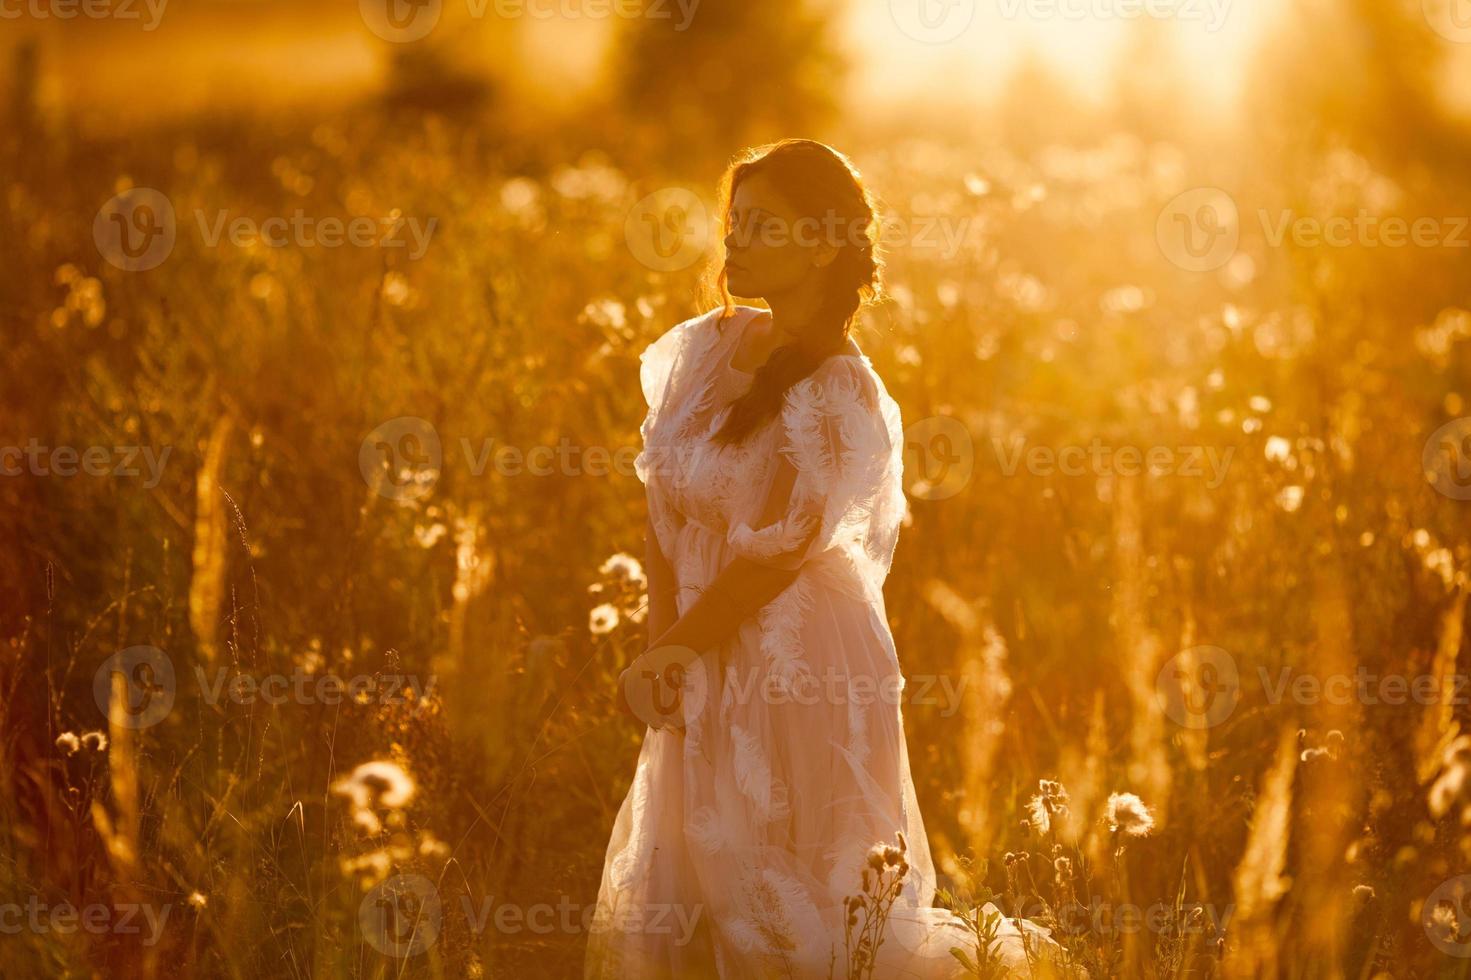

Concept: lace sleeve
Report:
left=725, top=358, right=903, bottom=576
left=633, top=310, right=723, bottom=486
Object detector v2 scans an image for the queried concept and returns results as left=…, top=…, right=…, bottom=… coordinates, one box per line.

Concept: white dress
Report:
left=587, top=306, right=1055, bottom=979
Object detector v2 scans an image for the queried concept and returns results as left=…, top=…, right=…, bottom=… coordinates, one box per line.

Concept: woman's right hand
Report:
left=618, top=647, right=700, bottom=733
left=615, top=661, right=642, bottom=723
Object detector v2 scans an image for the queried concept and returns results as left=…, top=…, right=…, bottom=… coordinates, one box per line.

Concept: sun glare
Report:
left=846, top=0, right=1277, bottom=113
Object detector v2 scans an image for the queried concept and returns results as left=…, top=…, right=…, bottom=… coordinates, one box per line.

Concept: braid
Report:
left=708, top=142, right=881, bottom=447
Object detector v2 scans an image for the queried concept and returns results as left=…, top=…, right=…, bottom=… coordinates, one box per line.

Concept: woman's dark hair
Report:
left=703, top=139, right=882, bottom=446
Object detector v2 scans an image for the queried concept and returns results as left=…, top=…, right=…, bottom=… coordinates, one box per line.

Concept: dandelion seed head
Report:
left=589, top=603, right=620, bottom=636
left=331, top=759, right=417, bottom=834
left=1106, top=791, right=1156, bottom=837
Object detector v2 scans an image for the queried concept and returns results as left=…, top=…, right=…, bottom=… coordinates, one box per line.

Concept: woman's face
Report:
left=723, top=171, right=833, bottom=300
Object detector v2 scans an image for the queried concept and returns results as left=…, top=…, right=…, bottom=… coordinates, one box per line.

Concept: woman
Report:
left=588, top=140, right=1054, bottom=978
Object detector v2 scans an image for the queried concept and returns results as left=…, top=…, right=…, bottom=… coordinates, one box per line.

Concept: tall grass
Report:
left=2, top=53, right=1469, bottom=977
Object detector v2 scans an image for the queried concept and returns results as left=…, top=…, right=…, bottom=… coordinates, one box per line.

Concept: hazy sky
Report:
left=844, top=0, right=1278, bottom=112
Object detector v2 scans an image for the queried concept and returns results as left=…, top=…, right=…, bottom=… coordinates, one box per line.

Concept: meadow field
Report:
left=2, top=1, right=1471, bottom=976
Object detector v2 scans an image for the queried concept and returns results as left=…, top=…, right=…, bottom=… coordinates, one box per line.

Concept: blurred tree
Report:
left=996, top=50, right=1097, bottom=151
left=1249, top=0, right=1469, bottom=169
left=8, top=38, right=38, bottom=139
left=1111, top=19, right=1189, bottom=142
left=608, top=0, right=845, bottom=167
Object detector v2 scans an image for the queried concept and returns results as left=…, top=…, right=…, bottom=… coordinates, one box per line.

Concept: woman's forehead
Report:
left=731, top=172, right=796, bottom=218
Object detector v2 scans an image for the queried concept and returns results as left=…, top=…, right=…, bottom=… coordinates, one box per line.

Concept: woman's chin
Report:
left=724, top=271, right=756, bottom=298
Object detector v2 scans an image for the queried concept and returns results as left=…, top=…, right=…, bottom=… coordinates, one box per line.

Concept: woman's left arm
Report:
left=647, top=554, right=805, bottom=655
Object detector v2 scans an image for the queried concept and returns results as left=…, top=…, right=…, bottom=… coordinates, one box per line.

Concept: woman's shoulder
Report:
left=780, top=352, right=890, bottom=434
left=639, top=306, right=752, bottom=408
left=800, top=347, right=880, bottom=396
left=645, top=304, right=757, bottom=351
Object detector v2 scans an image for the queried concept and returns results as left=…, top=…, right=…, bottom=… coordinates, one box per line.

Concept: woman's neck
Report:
left=764, top=285, right=829, bottom=350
